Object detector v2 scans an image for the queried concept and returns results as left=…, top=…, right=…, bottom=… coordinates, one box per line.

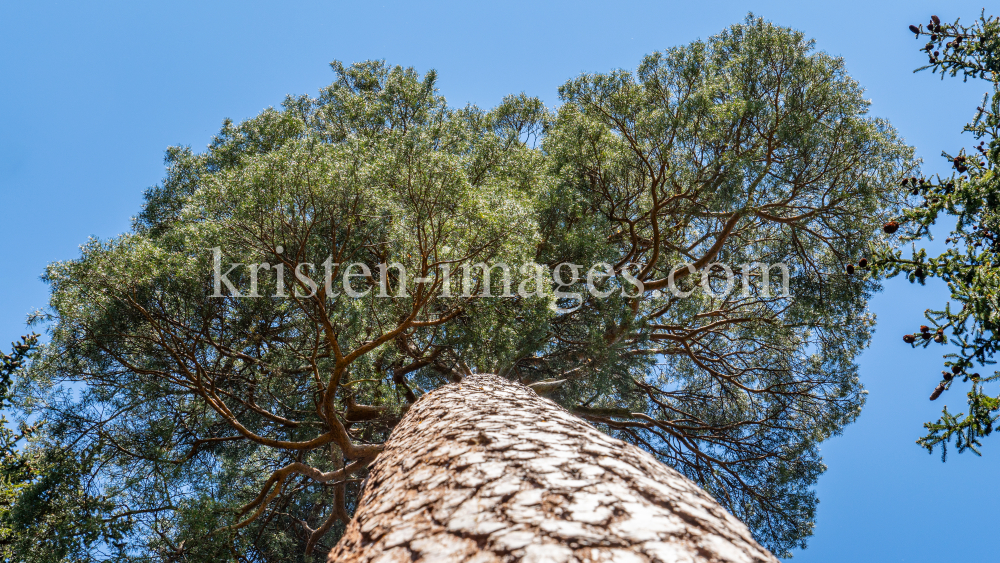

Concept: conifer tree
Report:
left=7, top=16, right=913, bottom=560
left=876, top=12, right=1000, bottom=458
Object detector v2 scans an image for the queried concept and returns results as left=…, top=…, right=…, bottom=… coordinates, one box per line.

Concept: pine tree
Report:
left=8, top=16, right=913, bottom=561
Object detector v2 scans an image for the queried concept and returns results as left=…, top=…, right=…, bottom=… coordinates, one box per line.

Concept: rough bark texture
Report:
left=328, top=375, right=779, bottom=563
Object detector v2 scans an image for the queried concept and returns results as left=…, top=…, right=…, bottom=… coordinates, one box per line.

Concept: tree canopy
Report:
left=5, top=16, right=913, bottom=561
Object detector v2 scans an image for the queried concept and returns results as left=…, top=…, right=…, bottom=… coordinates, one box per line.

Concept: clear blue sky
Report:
left=1, top=1, right=995, bottom=561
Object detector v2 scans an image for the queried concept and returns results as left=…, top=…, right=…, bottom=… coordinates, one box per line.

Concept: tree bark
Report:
left=328, top=374, right=778, bottom=563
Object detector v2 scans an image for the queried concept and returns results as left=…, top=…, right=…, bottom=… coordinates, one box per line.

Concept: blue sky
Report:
left=0, top=1, right=996, bottom=561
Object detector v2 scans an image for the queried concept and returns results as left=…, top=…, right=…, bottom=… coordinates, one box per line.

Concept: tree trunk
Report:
left=328, top=374, right=778, bottom=563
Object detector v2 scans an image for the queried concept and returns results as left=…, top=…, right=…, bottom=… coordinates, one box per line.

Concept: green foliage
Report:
left=8, top=16, right=914, bottom=560
left=2, top=450, right=133, bottom=563
left=539, top=16, right=911, bottom=553
left=876, top=12, right=1000, bottom=459
left=2, top=336, right=140, bottom=562
left=0, top=335, right=39, bottom=560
